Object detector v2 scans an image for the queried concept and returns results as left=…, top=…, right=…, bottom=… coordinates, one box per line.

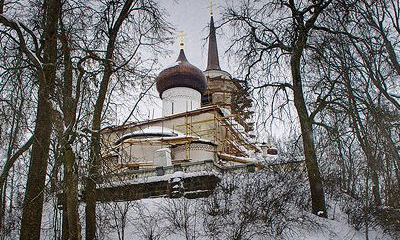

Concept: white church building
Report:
left=99, top=15, right=278, bottom=183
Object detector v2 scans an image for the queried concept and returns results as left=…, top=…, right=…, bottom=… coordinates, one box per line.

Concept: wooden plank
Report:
left=176, top=117, right=215, bottom=127
left=117, top=162, right=154, bottom=167
left=218, top=154, right=253, bottom=164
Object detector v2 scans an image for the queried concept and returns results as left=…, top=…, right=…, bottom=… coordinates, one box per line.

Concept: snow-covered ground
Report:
left=36, top=170, right=397, bottom=240
left=99, top=197, right=394, bottom=240
left=294, top=209, right=391, bottom=240
left=98, top=171, right=395, bottom=240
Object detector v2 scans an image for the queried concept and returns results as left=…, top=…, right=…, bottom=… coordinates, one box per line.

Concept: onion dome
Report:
left=156, top=49, right=208, bottom=97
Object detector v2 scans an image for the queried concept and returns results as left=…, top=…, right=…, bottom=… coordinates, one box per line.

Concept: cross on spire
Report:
left=177, top=31, right=187, bottom=49
left=207, top=1, right=216, bottom=16
left=206, top=10, right=221, bottom=70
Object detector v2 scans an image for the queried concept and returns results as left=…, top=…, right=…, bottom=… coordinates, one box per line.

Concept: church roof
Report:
left=206, top=16, right=221, bottom=71
left=156, top=49, right=207, bottom=97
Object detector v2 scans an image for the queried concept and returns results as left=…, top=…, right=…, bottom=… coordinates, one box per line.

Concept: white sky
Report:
left=159, top=0, right=231, bottom=72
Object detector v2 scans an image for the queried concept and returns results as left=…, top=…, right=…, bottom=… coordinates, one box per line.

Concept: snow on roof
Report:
left=219, top=107, right=231, bottom=117
left=115, top=126, right=184, bottom=144
left=194, top=138, right=218, bottom=146
left=118, top=135, right=219, bottom=148
left=218, top=153, right=256, bottom=163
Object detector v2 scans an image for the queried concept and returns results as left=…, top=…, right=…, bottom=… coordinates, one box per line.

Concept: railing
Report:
left=99, top=159, right=256, bottom=185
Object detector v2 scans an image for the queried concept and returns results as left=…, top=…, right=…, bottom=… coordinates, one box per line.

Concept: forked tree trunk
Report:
left=59, top=20, right=81, bottom=239
left=85, top=68, right=113, bottom=240
left=19, top=0, right=60, bottom=238
left=85, top=2, right=136, bottom=238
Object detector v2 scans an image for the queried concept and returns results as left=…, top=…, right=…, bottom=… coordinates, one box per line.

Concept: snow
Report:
left=35, top=169, right=398, bottom=240
left=25, top=47, right=43, bottom=67
left=96, top=170, right=396, bottom=240
left=115, top=126, right=202, bottom=145
left=219, top=107, right=231, bottom=117
left=219, top=107, right=261, bottom=153
left=116, top=132, right=219, bottom=148
left=218, top=152, right=256, bottom=163
left=120, top=126, right=183, bottom=139
left=195, top=138, right=217, bottom=145
left=296, top=208, right=391, bottom=240
left=117, top=135, right=189, bottom=144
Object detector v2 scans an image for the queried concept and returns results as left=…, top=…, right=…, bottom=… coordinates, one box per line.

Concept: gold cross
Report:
left=207, top=1, right=216, bottom=16
left=177, top=31, right=187, bottom=49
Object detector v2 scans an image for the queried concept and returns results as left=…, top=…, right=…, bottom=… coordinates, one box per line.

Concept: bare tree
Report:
left=0, top=48, right=34, bottom=236
left=307, top=0, right=400, bottom=209
left=0, top=0, right=61, bottom=238
left=224, top=0, right=334, bottom=217
left=82, top=1, right=172, bottom=239
left=19, top=0, right=61, bottom=238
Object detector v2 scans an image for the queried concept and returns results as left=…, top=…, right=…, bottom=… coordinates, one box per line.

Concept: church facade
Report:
left=99, top=15, right=273, bottom=184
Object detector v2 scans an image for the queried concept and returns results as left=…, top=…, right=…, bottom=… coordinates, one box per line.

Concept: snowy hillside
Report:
left=79, top=170, right=397, bottom=240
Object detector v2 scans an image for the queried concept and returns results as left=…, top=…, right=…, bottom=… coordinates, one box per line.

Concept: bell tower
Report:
left=202, top=13, right=255, bottom=132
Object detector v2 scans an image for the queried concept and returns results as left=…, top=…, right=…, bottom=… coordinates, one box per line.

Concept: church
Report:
left=97, top=14, right=278, bottom=199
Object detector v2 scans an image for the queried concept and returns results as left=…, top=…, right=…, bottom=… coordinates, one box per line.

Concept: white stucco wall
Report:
left=173, top=143, right=216, bottom=162
left=162, top=87, right=201, bottom=116
left=119, top=143, right=166, bottom=164
left=154, top=148, right=172, bottom=166
left=204, top=69, right=232, bottom=79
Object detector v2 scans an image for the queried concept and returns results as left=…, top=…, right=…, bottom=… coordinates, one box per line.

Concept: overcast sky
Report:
left=159, top=0, right=231, bottom=72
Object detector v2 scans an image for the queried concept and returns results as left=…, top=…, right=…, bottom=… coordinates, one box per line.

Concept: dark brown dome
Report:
left=156, top=49, right=207, bottom=97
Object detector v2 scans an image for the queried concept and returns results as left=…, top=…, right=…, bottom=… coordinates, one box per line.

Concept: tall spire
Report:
left=206, top=15, right=221, bottom=70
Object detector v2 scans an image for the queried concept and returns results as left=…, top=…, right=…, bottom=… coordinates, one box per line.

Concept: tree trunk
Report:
left=290, top=31, right=327, bottom=218
left=61, top=204, right=69, bottom=240
left=19, top=0, right=60, bottom=238
left=343, top=69, right=382, bottom=207
left=85, top=69, right=112, bottom=240
left=85, top=2, right=135, bottom=238
left=0, top=0, right=4, bottom=14
left=59, top=19, right=81, bottom=239
left=64, top=145, right=81, bottom=240
left=371, top=170, right=382, bottom=206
